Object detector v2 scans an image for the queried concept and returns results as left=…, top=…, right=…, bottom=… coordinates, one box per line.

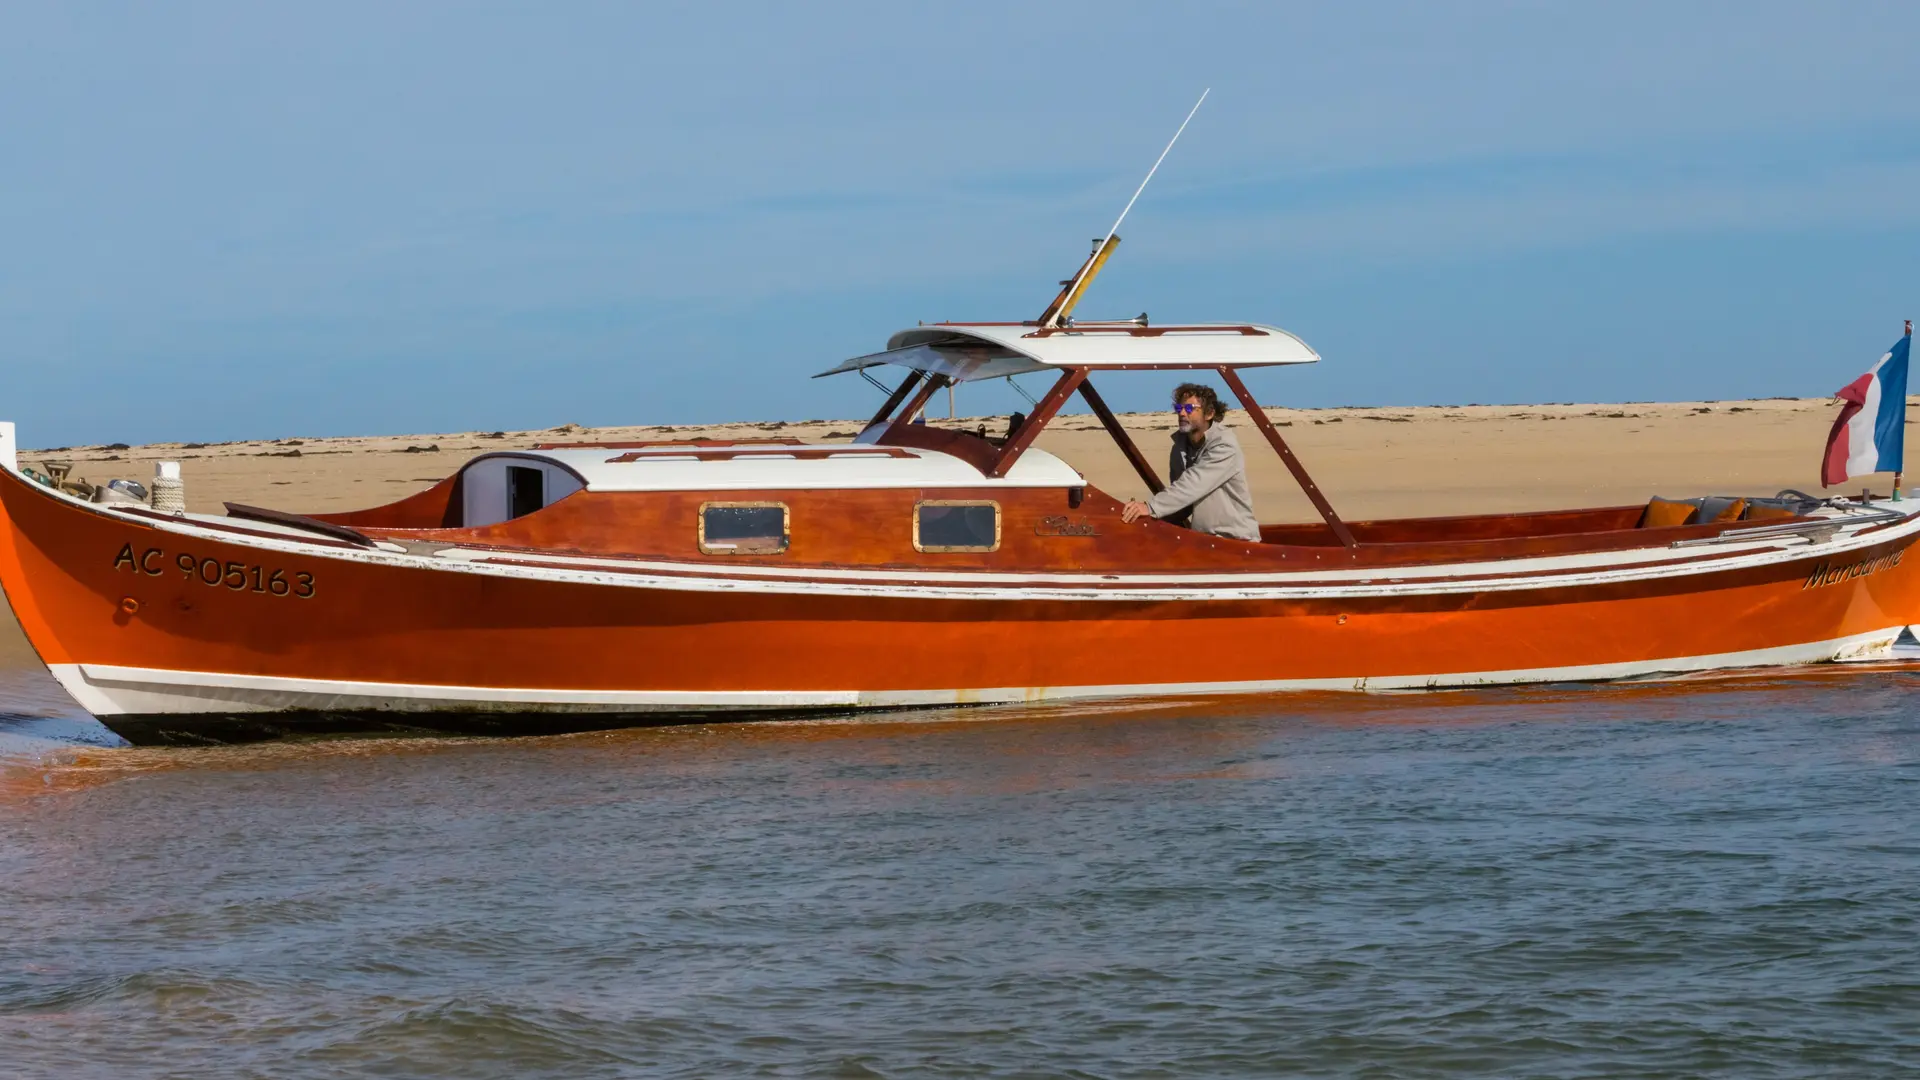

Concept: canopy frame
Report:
left=855, top=360, right=1354, bottom=547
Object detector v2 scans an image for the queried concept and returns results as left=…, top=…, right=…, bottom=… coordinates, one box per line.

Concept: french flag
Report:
left=1822, top=333, right=1910, bottom=488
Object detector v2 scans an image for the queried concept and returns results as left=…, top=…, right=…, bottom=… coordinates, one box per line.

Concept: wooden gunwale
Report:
left=455, top=541, right=1807, bottom=594
left=37, top=470, right=1846, bottom=590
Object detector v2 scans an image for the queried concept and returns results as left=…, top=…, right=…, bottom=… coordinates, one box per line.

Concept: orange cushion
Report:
left=1642, top=497, right=1695, bottom=528
left=1744, top=503, right=1798, bottom=521
left=1703, top=497, right=1746, bottom=523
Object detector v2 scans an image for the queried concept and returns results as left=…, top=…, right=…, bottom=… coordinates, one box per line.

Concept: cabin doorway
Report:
left=507, top=466, right=544, bottom=520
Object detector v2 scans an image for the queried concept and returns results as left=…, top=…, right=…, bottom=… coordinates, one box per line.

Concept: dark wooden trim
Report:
left=1217, top=366, right=1357, bottom=549
left=223, top=503, right=377, bottom=547
left=990, top=368, right=1088, bottom=477
left=106, top=502, right=370, bottom=549
left=1078, top=377, right=1163, bottom=494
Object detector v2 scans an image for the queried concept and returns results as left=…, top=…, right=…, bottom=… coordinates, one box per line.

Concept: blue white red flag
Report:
left=1822, top=334, right=1910, bottom=487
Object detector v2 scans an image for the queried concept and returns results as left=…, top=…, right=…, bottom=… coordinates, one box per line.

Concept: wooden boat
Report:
left=3, top=239, right=1918, bottom=744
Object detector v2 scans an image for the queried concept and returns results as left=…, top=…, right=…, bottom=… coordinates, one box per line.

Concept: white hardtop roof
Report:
left=465, top=444, right=1085, bottom=493
left=816, top=321, right=1320, bottom=383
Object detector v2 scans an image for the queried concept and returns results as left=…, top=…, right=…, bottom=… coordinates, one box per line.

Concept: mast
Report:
left=1037, top=89, right=1208, bottom=329
left=1035, top=237, right=1122, bottom=329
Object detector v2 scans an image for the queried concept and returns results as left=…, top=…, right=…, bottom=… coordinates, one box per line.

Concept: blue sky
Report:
left=5, top=1, right=1919, bottom=446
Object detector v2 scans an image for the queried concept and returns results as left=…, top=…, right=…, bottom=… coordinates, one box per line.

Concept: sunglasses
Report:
left=1173, top=402, right=1201, bottom=415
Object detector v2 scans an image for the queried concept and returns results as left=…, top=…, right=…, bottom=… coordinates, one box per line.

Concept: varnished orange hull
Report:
left=3, top=464, right=1918, bottom=744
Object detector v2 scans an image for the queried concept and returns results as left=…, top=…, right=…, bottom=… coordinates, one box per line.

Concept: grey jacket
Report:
left=1147, top=425, right=1261, bottom=542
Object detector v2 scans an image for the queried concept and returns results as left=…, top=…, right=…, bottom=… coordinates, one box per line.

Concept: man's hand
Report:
left=1121, top=500, right=1152, bottom=523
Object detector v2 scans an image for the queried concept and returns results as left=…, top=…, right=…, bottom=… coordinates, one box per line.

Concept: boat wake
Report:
left=0, top=667, right=128, bottom=789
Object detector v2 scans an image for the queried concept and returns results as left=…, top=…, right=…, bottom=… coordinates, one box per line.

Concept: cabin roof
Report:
left=815, top=321, right=1320, bottom=383
left=464, top=444, right=1085, bottom=493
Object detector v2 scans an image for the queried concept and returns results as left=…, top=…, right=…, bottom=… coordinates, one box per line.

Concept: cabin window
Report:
left=700, top=502, right=789, bottom=555
left=914, top=501, right=1000, bottom=552
left=506, top=466, right=545, bottom=520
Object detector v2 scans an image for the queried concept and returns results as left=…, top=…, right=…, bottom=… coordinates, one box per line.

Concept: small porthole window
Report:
left=914, top=500, right=1000, bottom=552
left=700, top=502, right=789, bottom=555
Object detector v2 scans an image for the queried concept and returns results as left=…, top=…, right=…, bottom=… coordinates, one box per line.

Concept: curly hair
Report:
left=1172, top=382, right=1227, bottom=421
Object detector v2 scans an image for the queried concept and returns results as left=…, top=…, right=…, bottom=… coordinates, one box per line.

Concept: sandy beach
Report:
left=0, top=396, right=1883, bottom=666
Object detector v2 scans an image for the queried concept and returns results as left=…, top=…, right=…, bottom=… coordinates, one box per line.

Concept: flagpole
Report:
left=1901, top=319, right=1913, bottom=501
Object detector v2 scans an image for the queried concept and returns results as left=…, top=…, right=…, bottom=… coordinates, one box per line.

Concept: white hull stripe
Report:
left=53, top=627, right=1907, bottom=717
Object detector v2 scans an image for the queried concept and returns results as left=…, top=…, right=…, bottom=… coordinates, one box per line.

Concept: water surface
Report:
left=3, top=663, right=1918, bottom=1078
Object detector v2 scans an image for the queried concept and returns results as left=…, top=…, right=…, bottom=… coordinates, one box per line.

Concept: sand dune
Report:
left=0, top=396, right=1890, bottom=667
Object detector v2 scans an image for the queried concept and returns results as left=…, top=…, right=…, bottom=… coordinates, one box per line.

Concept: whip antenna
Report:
left=1039, top=88, right=1210, bottom=328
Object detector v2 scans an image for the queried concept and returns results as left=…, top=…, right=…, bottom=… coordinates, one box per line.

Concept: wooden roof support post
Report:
left=879, top=372, right=952, bottom=441
left=989, top=367, right=1088, bottom=477
left=862, top=369, right=926, bottom=433
left=1217, top=366, right=1357, bottom=548
left=1078, top=376, right=1164, bottom=494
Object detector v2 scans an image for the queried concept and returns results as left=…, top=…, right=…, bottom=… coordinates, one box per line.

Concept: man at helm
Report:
left=1120, top=382, right=1261, bottom=542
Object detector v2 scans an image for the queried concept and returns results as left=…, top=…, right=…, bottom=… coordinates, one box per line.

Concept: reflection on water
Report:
left=4, top=664, right=1920, bottom=1077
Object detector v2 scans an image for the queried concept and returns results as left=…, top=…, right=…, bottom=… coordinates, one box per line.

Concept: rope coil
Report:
left=151, top=476, right=185, bottom=514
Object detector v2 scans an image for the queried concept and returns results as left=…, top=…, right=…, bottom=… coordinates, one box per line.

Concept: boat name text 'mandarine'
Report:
left=1803, top=548, right=1906, bottom=590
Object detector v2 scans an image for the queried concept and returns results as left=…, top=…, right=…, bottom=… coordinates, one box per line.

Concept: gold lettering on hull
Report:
left=1803, top=548, right=1905, bottom=590
left=1035, top=515, right=1101, bottom=537
left=112, top=542, right=316, bottom=598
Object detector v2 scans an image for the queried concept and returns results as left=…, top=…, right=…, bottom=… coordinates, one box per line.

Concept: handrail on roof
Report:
left=604, top=447, right=917, bottom=463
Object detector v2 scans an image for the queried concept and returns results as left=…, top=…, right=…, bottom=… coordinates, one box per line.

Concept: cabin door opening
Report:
left=507, top=466, right=544, bottom=520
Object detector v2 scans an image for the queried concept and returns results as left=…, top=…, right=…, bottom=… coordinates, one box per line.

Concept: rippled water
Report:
left=4, top=662, right=1919, bottom=1078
